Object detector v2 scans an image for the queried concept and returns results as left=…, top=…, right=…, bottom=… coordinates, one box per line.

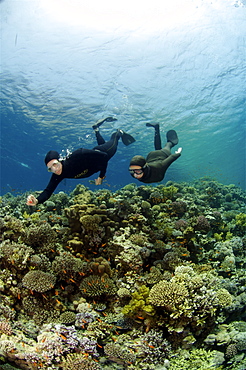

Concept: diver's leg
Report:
left=93, top=130, right=121, bottom=160
left=92, top=117, right=117, bottom=145
left=94, top=130, right=106, bottom=145
left=146, top=123, right=162, bottom=150
left=162, top=142, right=172, bottom=155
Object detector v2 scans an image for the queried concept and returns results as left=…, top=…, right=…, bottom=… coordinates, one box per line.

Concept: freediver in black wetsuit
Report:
left=26, top=117, right=135, bottom=206
left=128, top=123, right=182, bottom=183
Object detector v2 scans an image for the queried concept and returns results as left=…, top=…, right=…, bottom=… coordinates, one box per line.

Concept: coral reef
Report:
left=0, top=179, right=245, bottom=369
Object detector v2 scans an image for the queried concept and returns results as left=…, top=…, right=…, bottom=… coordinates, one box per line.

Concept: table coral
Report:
left=22, top=270, right=56, bottom=293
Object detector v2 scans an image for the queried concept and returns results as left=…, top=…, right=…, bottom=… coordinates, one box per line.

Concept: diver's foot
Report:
left=92, top=117, right=117, bottom=130
left=146, top=122, right=160, bottom=129
left=118, top=129, right=136, bottom=146
left=166, top=129, right=178, bottom=146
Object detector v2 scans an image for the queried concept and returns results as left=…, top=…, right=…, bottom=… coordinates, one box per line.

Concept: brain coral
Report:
left=22, top=270, right=56, bottom=293
left=149, top=280, right=189, bottom=311
left=59, top=311, right=76, bottom=324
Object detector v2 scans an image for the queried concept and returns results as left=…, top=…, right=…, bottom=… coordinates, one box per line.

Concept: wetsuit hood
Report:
left=129, top=155, right=150, bottom=180
left=129, top=155, right=146, bottom=168
left=45, top=150, right=60, bottom=165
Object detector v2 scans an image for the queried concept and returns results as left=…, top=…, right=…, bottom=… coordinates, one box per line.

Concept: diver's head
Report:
left=129, top=155, right=147, bottom=179
left=45, top=150, right=62, bottom=175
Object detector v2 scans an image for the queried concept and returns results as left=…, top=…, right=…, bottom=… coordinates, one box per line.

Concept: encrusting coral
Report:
left=0, top=178, right=245, bottom=369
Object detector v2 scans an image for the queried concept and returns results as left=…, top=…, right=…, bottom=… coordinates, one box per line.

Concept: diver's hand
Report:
left=26, top=194, right=38, bottom=206
left=175, top=147, right=182, bottom=154
left=95, top=176, right=105, bottom=185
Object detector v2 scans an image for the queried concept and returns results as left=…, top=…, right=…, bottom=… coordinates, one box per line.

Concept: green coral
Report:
left=169, top=348, right=224, bottom=370
left=162, top=185, right=179, bottom=200
left=22, top=211, right=40, bottom=222
left=214, top=233, right=223, bottom=241
left=122, top=285, right=156, bottom=318
left=235, top=213, right=246, bottom=234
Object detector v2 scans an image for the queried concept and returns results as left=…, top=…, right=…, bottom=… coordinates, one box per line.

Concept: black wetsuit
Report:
left=130, top=125, right=181, bottom=184
left=37, top=131, right=120, bottom=204
left=138, top=149, right=180, bottom=183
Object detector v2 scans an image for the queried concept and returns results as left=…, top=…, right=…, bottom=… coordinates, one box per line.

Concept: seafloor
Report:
left=0, top=178, right=245, bottom=370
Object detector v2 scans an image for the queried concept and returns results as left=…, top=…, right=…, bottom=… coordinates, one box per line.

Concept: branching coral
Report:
left=104, top=342, right=136, bottom=366
left=131, top=329, right=171, bottom=368
left=51, top=251, right=86, bottom=280
left=61, top=353, right=101, bottom=370
left=1, top=215, right=25, bottom=241
left=168, top=348, right=224, bottom=370
left=22, top=221, right=58, bottom=252
left=110, top=227, right=144, bottom=273
left=149, top=265, right=233, bottom=338
left=0, top=240, right=34, bottom=270
left=26, top=323, right=99, bottom=367
left=0, top=320, right=12, bottom=335
left=122, top=285, right=156, bottom=319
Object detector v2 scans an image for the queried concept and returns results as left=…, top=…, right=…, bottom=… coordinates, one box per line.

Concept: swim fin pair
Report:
left=93, top=117, right=135, bottom=146
left=146, top=123, right=178, bottom=146
left=119, top=130, right=136, bottom=146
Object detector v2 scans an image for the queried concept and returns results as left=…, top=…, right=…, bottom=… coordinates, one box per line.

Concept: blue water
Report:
left=0, top=0, right=245, bottom=196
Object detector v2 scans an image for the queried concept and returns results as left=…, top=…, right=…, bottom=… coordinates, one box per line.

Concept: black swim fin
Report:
left=146, top=122, right=159, bottom=129
left=166, top=130, right=178, bottom=146
left=92, top=117, right=117, bottom=130
left=120, top=131, right=136, bottom=146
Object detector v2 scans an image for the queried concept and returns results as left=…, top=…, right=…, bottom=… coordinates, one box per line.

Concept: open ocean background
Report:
left=0, top=0, right=245, bottom=197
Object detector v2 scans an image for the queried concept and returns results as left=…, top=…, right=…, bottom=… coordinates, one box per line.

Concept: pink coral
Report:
left=0, top=320, right=12, bottom=335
